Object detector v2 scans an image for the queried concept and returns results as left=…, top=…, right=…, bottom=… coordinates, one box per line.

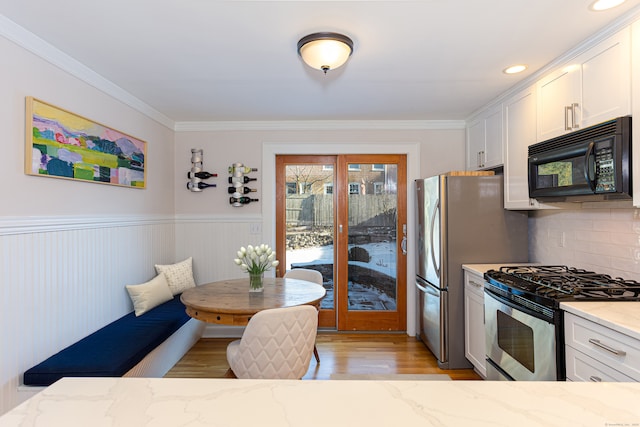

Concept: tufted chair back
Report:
left=226, top=305, right=318, bottom=379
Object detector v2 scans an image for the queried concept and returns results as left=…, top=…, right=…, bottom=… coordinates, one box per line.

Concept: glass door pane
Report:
left=346, top=163, right=398, bottom=311
left=284, top=164, right=335, bottom=311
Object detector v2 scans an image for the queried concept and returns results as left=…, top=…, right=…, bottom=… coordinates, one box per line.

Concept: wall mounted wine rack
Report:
left=187, top=148, right=217, bottom=192
left=228, top=162, right=258, bottom=206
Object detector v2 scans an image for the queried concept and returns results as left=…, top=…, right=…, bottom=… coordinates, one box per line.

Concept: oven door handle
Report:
left=484, top=287, right=554, bottom=322
left=584, top=140, right=596, bottom=192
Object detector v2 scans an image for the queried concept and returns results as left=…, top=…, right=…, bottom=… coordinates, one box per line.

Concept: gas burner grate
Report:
left=491, top=265, right=640, bottom=301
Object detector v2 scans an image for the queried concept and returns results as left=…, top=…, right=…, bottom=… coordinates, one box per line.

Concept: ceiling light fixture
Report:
left=503, top=64, right=527, bottom=74
left=297, top=32, right=354, bottom=74
left=589, top=0, right=625, bottom=11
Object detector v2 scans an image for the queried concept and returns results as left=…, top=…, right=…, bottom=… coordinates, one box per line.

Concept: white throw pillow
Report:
left=154, top=257, right=196, bottom=295
left=126, top=273, right=173, bottom=316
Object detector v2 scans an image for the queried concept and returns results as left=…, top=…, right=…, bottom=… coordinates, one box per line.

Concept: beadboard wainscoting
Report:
left=0, top=215, right=176, bottom=415
left=175, top=214, right=265, bottom=339
left=529, top=203, right=640, bottom=280
left=0, top=214, right=264, bottom=415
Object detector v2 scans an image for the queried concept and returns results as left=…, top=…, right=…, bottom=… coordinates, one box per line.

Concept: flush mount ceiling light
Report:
left=589, top=0, right=625, bottom=11
left=297, top=32, right=354, bottom=74
left=503, top=64, right=527, bottom=74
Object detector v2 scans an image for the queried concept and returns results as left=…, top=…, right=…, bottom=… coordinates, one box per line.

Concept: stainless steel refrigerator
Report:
left=415, top=174, right=528, bottom=369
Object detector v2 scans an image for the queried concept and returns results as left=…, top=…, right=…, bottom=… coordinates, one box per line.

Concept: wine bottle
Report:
left=228, top=165, right=258, bottom=174
left=227, top=176, right=257, bottom=184
left=187, top=182, right=217, bottom=190
left=229, top=196, right=259, bottom=204
left=227, top=186, right=257, bottom=194
left=187, top=171, right=217, bottom=179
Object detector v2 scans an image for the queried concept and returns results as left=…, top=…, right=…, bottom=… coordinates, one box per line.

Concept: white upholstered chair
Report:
left=283, top=268, right=323, bottom=363
left=226, top=305, right=318, bottom=379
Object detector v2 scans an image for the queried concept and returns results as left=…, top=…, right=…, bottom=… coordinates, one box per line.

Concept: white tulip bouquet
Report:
left=234, top=244, right=280, bottom=276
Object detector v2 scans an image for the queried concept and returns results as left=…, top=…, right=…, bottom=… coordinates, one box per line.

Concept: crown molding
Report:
left=0, top=14, right=175, bottom=130
left=174, top=119, right=466, bottom=132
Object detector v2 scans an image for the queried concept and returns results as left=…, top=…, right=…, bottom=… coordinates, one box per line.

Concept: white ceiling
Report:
left=2, top=0, right=640, bottom=123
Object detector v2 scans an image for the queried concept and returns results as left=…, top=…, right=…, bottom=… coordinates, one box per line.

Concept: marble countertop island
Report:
left=2, top=377, right=640, bottom=427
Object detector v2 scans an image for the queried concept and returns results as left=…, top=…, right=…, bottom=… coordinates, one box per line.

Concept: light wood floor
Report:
left=165, top=332, right=482, bottom=381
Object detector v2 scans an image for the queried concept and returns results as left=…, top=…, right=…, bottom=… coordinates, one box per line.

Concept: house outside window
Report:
left=286, top=182, right=297, bottom=194
left=322, top=165, right=334, bottom=171
left=374, top=182, right=384, bottom=194
left=349, top=182, right=360, bottom=194
left=348, top=164, right=361, bottom=171
left=324, top=183, right=333, bottom=194
left=372, top=164, right=385, bottom=171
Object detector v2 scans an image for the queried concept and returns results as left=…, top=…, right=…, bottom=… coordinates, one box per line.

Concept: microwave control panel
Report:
left=594, top=140, right=615, bottom=193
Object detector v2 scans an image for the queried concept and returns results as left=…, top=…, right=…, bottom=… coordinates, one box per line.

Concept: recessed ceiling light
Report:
left=590, top=0, right=626, bottom=11
left=503, top=64, right=527, bottom=74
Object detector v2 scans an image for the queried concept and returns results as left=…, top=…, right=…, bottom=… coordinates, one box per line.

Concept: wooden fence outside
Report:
left=286, top=194, right=397, bottom=228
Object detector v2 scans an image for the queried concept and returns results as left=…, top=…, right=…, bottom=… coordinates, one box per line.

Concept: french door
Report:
left=275, top=154, right=406, bottom=331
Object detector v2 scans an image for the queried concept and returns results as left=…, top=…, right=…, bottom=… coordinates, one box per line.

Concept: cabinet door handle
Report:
left=469, top=280, right=483, bottom=289
left=564, top=105, right=572, bottom=130
left=588, top=338, right=626, bottom=356
left=589, top=376, right=602, bottom=382
left=571, top=103, right=579, bottom=129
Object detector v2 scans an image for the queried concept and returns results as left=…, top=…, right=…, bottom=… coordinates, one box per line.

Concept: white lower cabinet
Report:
left=464, top=270, right=486, bottom=378
left=564, top=312, right=640, bottom=382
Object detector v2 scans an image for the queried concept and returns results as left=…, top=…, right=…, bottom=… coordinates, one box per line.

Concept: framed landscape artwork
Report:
left=25, top=97, right=147, bottom=188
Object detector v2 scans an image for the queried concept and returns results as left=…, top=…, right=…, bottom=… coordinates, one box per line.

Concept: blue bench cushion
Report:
left=23, top=294, right=189, bottom=386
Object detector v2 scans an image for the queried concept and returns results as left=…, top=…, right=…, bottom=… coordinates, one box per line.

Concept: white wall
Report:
left=529, top=203, right=640, bottom=280
left=0, top=35, right=176, bottom=414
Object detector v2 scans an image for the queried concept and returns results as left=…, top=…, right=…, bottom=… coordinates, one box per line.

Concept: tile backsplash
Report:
left=529, top=203, right=640, bottom=281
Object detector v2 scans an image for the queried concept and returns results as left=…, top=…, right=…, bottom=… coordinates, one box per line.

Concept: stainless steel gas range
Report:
left=483, top=265, right=640, bottom=381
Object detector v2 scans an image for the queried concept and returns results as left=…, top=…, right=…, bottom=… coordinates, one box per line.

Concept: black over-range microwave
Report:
left=528, top=116, right=631, bottom=201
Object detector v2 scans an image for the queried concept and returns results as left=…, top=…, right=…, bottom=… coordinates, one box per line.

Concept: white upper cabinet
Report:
left=466, top=104, right=503, bottom=171
left=632, top=20, right=640, bottom=208
left=503, top=86, right=538, bottom=209
left=536, top=27, right=631, bottom=142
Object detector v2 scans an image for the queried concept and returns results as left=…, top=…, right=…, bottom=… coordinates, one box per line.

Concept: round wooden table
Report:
left=180, top=277, right=326, bottom=325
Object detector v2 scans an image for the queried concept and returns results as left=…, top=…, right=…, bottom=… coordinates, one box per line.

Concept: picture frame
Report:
left=25, top=97, right=147, bottom=189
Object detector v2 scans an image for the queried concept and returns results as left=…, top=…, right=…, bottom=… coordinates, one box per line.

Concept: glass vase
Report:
left=249, top=272, right=264, bottom=292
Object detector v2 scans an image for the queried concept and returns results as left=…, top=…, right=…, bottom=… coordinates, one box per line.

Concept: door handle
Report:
left=588, top=338, right=626, bottom=356
left=583, top=141, right=596, bottom=192
left=564, top=105, right=572, bottom=130
left=430, top=199, right=440, bottom=279
left=571, top=103, right=579, bottom=129
left=401, top=223, right=407, bottom=255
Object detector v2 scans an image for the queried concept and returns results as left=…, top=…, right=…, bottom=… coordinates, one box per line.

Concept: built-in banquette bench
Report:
left=20, top=258, right=204, bottom=392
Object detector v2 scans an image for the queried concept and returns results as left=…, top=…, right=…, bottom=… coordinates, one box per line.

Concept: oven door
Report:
left=484, top=290, right=557, bottom=381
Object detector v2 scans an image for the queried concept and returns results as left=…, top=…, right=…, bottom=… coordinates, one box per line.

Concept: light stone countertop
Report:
left=560, top=301, right=640, bottom=341
left=1, top=377, right=640, bottom=427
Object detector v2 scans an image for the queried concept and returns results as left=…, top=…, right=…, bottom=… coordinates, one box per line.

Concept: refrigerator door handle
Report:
left=430, top=198, right=440, bottom=279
